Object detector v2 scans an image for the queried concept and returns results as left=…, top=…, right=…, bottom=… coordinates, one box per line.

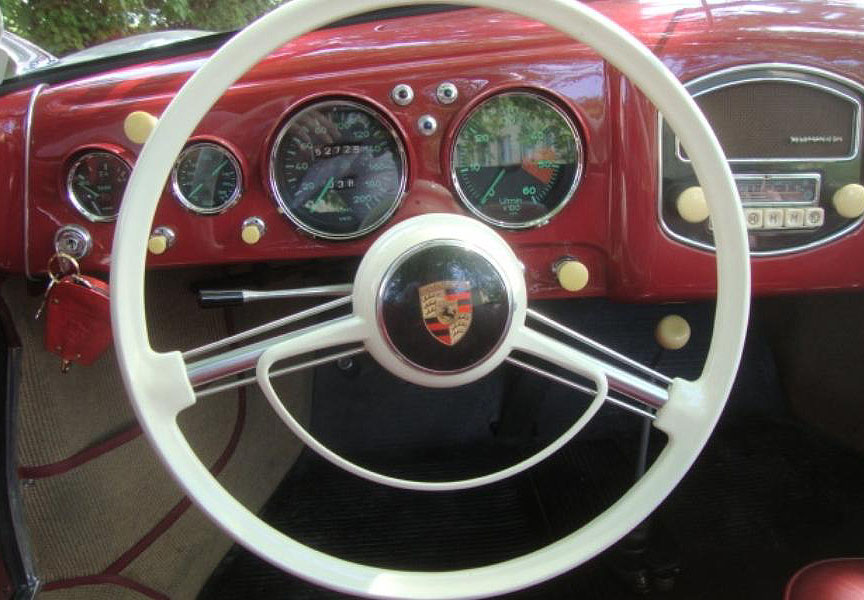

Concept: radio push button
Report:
left=805, top=207, right=825, bottom=228
left=763, top=208, right=785, bottom=230
left=744, top=208, right=764, bottom=230
left=783, top=208, right=805, bottom=229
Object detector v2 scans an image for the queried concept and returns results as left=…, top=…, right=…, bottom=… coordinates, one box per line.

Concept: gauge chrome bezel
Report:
left=268, top=98, right=408, bottom=240
left=449, top=90, right=585, bottom=230
left=171, top=142, right=243, bottom=215
left=66, top=150, right=132, bottom=223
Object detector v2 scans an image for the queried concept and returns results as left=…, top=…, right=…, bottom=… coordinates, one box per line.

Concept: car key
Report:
left=41, top=254, right=112, bottom=372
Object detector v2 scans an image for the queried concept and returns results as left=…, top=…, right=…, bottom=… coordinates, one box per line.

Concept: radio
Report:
left=659, top=64, right=864, bottom=255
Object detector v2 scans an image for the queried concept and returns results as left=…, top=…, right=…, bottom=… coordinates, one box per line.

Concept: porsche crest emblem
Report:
left=419, top=281, right=473, bottom=346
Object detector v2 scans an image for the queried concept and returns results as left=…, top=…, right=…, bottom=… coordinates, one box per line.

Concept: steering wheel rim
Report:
left=110, top=0, right=751, bottom=598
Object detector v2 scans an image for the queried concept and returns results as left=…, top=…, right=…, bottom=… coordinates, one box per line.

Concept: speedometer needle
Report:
left=210, top=160, right=228, bottom=177
left=314, top=177, right=335, bottom=206
left=480, top=169, right=505, bottom=205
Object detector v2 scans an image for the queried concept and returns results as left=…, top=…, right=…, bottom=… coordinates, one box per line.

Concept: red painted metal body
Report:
left=0, top=89, right=35, bottom=274
left=1, top=2, right=864, bottom=300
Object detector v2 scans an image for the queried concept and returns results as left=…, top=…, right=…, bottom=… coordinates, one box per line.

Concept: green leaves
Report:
left=0, top=0, right=283, bottom=56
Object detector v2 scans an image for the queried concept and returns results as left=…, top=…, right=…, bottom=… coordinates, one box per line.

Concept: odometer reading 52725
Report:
left=451, top=91, right=584, bottom=228
left=269, top=100, right=407, bottom=239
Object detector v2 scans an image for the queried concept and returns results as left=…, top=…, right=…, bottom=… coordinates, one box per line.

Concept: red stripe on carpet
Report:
left=42, top=309, right=248, bottom=596
left=102, top=389, right=247, bottom=575
left=18, top=424, right=143, bottom=479
left=42, top=574, right=169, bottom=599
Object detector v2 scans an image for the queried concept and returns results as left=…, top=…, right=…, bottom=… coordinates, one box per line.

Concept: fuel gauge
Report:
left=66, top=151, right=131, bottom=222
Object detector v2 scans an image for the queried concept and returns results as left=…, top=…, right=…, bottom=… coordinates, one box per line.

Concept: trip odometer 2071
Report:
left=270, top=100, right=407, bottom=239
left=451, top=91, right=583, bottom=228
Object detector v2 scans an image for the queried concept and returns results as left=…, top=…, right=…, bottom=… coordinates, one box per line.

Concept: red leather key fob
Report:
left=43, top=275, right=111, bottom=370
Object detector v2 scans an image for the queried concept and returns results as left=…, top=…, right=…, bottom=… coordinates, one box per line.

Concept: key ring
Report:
left=47, top=252, right=80, bottom=282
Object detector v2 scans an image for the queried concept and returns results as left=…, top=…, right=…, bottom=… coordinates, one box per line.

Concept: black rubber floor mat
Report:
left=200, top=415, right=864, bottom=600
left=200, top=300, right=864, bottom=599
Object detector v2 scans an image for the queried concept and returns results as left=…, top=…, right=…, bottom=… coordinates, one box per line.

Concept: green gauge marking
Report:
left=452, top=91, right=583, bottom=228
left=173, top=143, right=242, bottom=214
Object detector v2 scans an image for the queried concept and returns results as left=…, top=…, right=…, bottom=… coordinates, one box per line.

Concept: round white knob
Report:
left=147, top=227, right=175, bottom=255
left=555, top=259, right=589, bottom=292
left=124, top=110, right=159, bottom=145
left=655, top=315, right=691, bottom=351
left=241, top=217, right=266, bottom=245
left=832, top=183, right=864, bottom=219
left=676, top=186, right=710, bottom=224
left=148, top=234, right=168, bottom=255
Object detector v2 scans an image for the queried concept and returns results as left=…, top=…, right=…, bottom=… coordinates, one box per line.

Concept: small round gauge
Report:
left=269, top=99, right=407, bottom=239
left=451, top=91, right=583, bottom=228
left=172, top=142, right=243, bottom=214
left=66, top=151, right=131, bottom=222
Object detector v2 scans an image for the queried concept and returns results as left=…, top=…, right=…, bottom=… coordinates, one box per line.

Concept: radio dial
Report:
left=832, top=184, right=864, bottom=219
left=676, top=186, right=710, bottom=223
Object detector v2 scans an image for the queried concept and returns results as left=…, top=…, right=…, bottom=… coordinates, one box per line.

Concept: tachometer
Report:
left=66, top=151, right=131, bottom=222
left=451, top=91, right=583, bottom=228
left=172, top=142, right=242, bottom=214
left=269, top=100, right=407, bottom=239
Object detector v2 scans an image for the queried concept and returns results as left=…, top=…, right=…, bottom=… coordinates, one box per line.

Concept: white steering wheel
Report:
left=110, top=0, right=750, bottom=598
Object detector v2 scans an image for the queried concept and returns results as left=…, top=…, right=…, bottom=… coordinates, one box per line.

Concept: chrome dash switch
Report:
left=436, top=82, right=458, bottom=105
left=54, top=225, right=93, bottom=260
left=418, top=115, right=438, bottom=136
left=391, top=84, right=414, bottom=106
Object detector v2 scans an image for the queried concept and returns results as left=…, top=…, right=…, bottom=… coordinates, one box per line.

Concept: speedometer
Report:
left=451, top=91, right=583, bottom=228
left=269, top=100, right=407, bottom=239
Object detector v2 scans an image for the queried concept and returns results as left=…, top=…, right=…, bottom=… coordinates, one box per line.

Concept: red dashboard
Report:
left=3, top=1, right=864, bottom=301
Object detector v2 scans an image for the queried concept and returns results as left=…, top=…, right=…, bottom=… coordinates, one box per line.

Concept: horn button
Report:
left=378, top=243, right=512, bottom=373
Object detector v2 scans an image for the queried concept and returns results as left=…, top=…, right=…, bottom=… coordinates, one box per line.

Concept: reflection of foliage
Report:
left=454, top=93, right=576, bottom=168
left=0, top=0, right=283, bottom=56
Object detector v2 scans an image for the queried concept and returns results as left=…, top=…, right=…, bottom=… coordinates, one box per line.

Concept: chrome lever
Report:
left=198, top=284, right=353, bottom=308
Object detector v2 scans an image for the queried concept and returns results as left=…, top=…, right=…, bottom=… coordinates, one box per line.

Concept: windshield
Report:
left=0, top=0, right=286, bottom=73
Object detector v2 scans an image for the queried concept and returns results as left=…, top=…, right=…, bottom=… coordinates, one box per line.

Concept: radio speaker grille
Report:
left=685, top=80, right=858, bottom=160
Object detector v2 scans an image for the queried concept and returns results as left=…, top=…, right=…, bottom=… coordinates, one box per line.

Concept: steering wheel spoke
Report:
left=512, top=323, right=669, bottom=411
left=185, top=312, right=367, bottom=389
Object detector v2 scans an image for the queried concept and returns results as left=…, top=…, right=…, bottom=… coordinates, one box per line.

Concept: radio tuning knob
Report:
left=554, top=258, right=589, bottom=292
left=832, top=184, right=864, bottom=219
left=676, top=186, right=710, bottom=224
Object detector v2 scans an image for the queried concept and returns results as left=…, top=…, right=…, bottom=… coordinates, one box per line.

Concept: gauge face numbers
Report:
left=270, top=100, right=407, bottom=239
left=172, top=143, right=242, bottom=214
left=66, top=151, right=131, bottom=222
left=452, top=92, right=583, bottom=228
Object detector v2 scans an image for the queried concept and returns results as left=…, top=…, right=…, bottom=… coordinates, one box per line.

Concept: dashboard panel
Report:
left=5, top=2, right=864, bottom=301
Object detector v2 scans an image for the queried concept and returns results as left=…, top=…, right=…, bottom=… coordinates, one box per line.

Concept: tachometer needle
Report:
left=188, top=183, right=204, bottom=198
left=480, top=169, right=505, bottom=205
left=314, top=177, right=335, bottom=205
